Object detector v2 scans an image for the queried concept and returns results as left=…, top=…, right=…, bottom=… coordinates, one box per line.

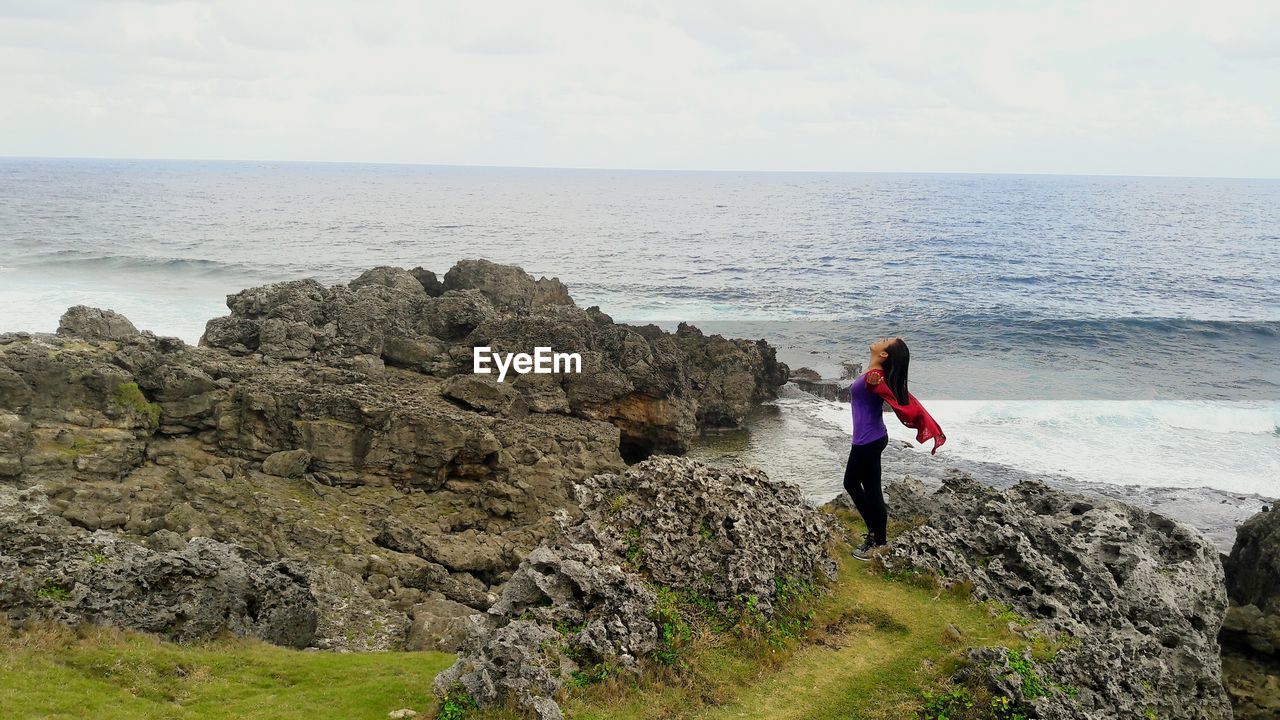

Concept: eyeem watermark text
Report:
left=473, top=347, right=582, bottom=382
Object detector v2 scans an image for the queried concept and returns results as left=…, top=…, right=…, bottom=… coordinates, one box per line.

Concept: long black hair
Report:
left=883, top=338, right=910, bottom=405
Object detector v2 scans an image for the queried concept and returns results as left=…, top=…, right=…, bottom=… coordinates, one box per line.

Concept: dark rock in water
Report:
left=791, top=366, right=822, bottom=381
left=0, top=260, right=788, bottom=650
left=787, top=360, right=861, bottom=402
left=673, top=322, right=788, bottom=429
left=433, top=457, right=836, bottom=718
left=1224, top=508, right=1280, bottom=625
left=790, top=376, right=851, bottom=403
left=1220, top=508, right=1280, bottom=718
left=880, top=475, right=1231, bottom=720
left=57, top=305, right=140, bottom=341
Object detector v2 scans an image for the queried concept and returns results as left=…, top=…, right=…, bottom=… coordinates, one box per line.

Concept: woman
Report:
left=844, top=336, right=946, bottom=560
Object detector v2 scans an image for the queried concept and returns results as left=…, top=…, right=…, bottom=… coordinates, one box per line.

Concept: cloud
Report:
left=0, top=0, right=1275, bottom=176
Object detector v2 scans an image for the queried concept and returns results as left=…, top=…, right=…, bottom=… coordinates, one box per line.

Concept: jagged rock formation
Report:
left=0, top=260, right=788, bottom=648
left=879, top=475, right=1232, bottom=720
left=0, top=484, right=317, bottom=646
left=433, top=457, right=837, bottom=719
left=199, top=260, right=786, bottom=461
left=1220, top=507, right=1280, bottom=719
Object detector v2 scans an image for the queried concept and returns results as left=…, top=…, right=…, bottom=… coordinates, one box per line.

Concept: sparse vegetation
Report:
left=36, top=584, right=72, bottom=603
left=623, top=525, right=644, bottom=567
left=984, top=601, right=1034, bottom=628
left=437, top=685, right=479, bottom=720
left=111, top=381, right=161, bottom=428
left=1005, top=648, right=1048, bottom=700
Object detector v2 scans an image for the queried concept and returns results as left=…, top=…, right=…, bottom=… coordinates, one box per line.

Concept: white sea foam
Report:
left=803, top=395, right=1280, bottom=497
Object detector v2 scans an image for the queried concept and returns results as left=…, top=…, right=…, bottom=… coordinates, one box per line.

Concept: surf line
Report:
left=472, top=346, right=583, bottom=382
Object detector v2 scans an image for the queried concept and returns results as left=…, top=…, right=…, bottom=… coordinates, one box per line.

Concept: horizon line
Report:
left=2, top=154, right=1277, bottom=182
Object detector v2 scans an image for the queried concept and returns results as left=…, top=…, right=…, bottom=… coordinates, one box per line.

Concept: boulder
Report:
left=406, top=594, right=480, bottom=651
left=880, top=475, right=1232, bottom=720
left=57, top=305, right=139, bottom=341
left=306, top=564, right=410, bottom=651
left=791, top=366, right=822, bottom=381
left=440, top=374, right=524, bottom=416
left=442, top=258, right=574, bottom=312
left=349, top=266, right=428, bottom=297
left=1224, top=507, right=1280, bottom=622
left=791, top=376, right=851, bottom=403
left=262, top=449, right=312, bottom=478
left=673, top=322, right=789, bottom=427
left=197, top=260, right=789, bottom=458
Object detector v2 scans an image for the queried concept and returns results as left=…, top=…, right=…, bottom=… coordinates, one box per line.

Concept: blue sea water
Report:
left=0, top=158, right=1276, bottom=499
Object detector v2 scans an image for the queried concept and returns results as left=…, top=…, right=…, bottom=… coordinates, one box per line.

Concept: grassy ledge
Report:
left=0, top=624, right=454, bottom=720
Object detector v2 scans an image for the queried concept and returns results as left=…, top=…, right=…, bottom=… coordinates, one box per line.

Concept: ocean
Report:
left=2, top=158, right=1277, bottom=516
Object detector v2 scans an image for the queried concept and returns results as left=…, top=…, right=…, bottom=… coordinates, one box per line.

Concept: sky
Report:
left=0, top=0, right=1277, bottom=177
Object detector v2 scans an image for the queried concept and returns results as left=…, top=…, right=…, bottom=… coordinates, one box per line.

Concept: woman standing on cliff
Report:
left=845, top=337, right=946, bottom=560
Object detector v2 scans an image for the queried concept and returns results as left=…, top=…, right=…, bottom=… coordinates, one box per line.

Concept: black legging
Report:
left=843, top=434, right=889, bottom=544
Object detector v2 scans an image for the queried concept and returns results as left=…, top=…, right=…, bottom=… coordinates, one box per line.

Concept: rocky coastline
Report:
left=1, top=260, right=787, bottom=652
left=1, top=260, right=1274, bottom=719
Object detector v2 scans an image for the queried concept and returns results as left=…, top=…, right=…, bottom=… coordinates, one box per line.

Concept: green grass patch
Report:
left=0, top=624, right=453, bottom=720
left=112, top=381, right=161, bottom=428
left=35, top=584, right=73, bottom=603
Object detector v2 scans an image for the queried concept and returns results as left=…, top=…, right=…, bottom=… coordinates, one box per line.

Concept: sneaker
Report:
left=852, top=533, right=877, bottom=561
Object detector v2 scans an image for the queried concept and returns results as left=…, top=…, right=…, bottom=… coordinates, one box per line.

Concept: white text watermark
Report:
left=472, top=346, right=582, bottom=382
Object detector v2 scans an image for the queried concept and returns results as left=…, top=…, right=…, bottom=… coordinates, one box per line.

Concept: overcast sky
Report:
left=1, top=0, right=1277, bottom=177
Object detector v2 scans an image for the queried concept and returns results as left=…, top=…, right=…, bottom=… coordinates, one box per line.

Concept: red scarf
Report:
left=865, top=368, right=946, bottom=454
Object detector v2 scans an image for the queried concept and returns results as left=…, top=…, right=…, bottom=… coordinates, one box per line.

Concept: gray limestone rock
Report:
left=57, top=305, right=139, bottom=341
left=879, top=475, right=1232, bottom=720
left=442, top=258, right=574, bottom=312
left=262, top=448, right=312, bottom=478
left=350, top=266, right=429, bottom=297
left=0, top=484, right=317, bottom=646
left=434, top=457, right=836, bottom=717
left=406, top=594, right=478, bottom=651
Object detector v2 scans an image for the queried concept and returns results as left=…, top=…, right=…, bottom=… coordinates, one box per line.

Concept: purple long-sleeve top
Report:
left=850, top=371, right=888, bottom=445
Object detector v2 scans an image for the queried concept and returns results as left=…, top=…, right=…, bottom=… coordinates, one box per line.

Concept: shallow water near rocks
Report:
left=690, top=384, right=1271, bottom=552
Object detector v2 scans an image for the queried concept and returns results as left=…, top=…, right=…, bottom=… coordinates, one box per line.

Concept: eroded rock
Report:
left=434, top=457, right=836, bottom=717
left=262, top=448, right=311, bottom=478
left=57, top=305, right=139, bottom=341
left=880, top=475, right=1232, bottom=720
left=0, top=484, right=317, bottom=646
